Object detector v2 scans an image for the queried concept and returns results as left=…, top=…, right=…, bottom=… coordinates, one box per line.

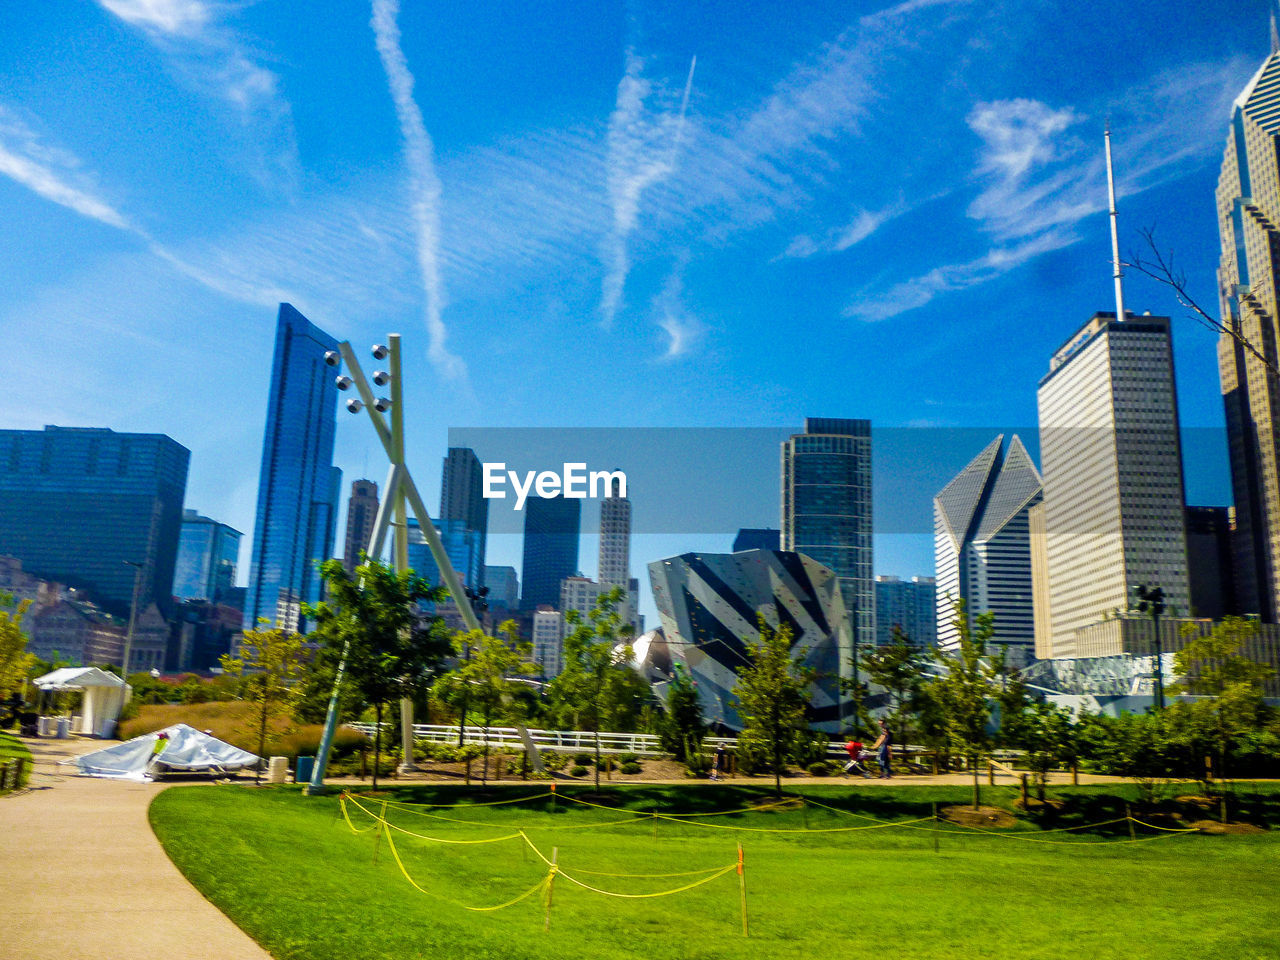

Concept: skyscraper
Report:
left=1216, top=39, right=1280, bottom=621
left=407, top=518, right=483, bottom=592
left=342, top=479, right=379, bottom=573
left=874, top=575, right=937, bottom=648
left=934, top=435, right=1042, bottom=664
left=520, top=495, right=580, bottom=610
left=597, top=480, right=630, bottom=589
left=0, top=426, right=189, bottom=618
left=733, top=528, right=781, bottom=552
left=483, top=565, right=519, bottom=610
left=781, top=417, right=873, bottom=648
left=243, top=303, right=342, bottom=633
left=1037, top=312, right=1190, bottom=658
left=172, top=509, right=242, bottom=603
left=440, top=447, right=488, bottom=588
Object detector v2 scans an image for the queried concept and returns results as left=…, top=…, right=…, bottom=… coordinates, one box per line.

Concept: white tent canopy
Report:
left=62, top=723, right=260, bottom=781
left=33, top=667, right=129, bottom=737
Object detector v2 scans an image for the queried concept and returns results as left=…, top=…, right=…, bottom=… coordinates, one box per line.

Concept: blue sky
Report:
left=0, top=0, right=1267, bottom=624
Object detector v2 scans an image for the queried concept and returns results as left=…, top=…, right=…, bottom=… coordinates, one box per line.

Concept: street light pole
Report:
left=121, top=560, right=145, bottom=679
left=1131, top=584, right=1166, bottom=711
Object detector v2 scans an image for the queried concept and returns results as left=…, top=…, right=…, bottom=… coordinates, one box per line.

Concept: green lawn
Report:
left=150, top=783, right=1280, bottom=960
left=0, top=731, right=32, bottom=792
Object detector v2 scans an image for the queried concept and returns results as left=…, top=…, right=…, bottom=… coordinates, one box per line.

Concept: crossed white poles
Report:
left=306, top=334, right=483, bottom=794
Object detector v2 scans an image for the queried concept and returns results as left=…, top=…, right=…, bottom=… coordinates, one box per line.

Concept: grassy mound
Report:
left=150, top=783, right=1280, bottom=960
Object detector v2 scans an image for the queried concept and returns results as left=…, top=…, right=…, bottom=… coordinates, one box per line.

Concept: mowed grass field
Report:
left=150, top=783, right=1280, bottom=960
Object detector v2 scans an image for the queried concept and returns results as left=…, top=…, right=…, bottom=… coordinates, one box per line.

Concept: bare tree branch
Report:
left=1123, top=225, right=1279, bottom=381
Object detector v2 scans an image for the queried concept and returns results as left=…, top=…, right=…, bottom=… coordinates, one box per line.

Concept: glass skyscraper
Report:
left=440, top=447, right=488, bottom=588
left=520, top=495, right=581, bottom=609
left=407, top=517, right=484, bottom=593
left=781, top=417, right=873, bottom=651
left=172, top=509, right=242, bottom=602
left=0, top=426, right=189, bottom=618
left=243, top=303, right=342, bottom=632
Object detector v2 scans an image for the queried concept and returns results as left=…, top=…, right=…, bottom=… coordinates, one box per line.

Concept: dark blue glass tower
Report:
left=520, top=496, right=581, bottom=610
left=243, top=304, right=341, bottom=632
left=0, top=426, right=189, bottom=618
left=173, top=509, right=242, bottom=602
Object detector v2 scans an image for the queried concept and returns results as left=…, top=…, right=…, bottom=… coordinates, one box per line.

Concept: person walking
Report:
left=871, top=721, right=893, bottom=779
left=146, top=730, right=171, bottom=780
left=709, top=743, right=727, bottom=781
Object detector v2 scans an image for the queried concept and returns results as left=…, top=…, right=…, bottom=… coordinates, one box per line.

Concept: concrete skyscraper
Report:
left=1037, top=312, right=1190, bottom=658
left=934, top=435, right=1041, bottom=664
left=1215, top=38, right=1280, bottom=621
left=243, top=304, right=342, bottom=633
left=781, top=418, right=873, bottom=648
left=342, top=479, right=379, bottom=573
left=440, top=447, right=488, bottom=589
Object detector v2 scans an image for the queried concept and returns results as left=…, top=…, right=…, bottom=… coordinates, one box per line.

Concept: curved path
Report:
left=1, top=737, right=271, bottom=960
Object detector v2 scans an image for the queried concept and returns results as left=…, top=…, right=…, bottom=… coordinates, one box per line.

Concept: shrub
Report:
left=685, top=751, right=712, bottom=777
left=734, top=736, right=774, bottom=775
left=792, top=731, right=831, bottom=768
left=427, top=742, right=461, bottom=763
left=540, top=751, right=568, bottom=771
left=620, top=762, right=641, bottom=775
left=595, top=757, right=616, bottom=771
left=619, top=752, right=639, bottom=764
left=807, top=760, right=832, bottom=777
left=573, top=752, right=594, bottom=766
left=569, top=765, right=588, bottom=777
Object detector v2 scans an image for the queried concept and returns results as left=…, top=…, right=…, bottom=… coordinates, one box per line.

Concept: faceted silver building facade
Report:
left=647, top=549, right=852, bottom=731
left=934, top=434, right=1042, bottom=665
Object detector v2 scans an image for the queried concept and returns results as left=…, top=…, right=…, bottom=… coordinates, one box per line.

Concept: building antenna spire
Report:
left=1105, top=121, right=1126, bottom=323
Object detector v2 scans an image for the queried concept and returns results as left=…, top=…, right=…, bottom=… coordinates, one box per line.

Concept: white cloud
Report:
left=600, top=51, right=696, bottom=326
left=652, top=271, right=706, bottom=360
left=0, top=107, right=130, bottom=229
left=97, top=0, right=211, bottom=36
left=371, top=0, right=466, bottom=381
left=780, top=202, right=907, bottom=259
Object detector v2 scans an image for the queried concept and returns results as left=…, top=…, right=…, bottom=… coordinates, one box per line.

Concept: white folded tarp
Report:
left=62, top=723, right=260, bottom=781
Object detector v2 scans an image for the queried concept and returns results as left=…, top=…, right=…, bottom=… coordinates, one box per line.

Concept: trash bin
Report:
left=267, top=756, right=288, bottom=784
left=295, top=756, right=315, bottom=784
left=56, top=717, right=71, bottom=738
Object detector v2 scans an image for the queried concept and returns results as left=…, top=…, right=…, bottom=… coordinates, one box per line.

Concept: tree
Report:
left=434, top=621, right=532, bottom=782
left=545, top=587, right=638, bottom=789
left=307, top=558, right=451, bottom=790
left=933, top=598, right=998, bottom=809
left=859, top=626, right=934, bottom=760
left=0, top=594, right=34, bottom=702
left=1167, top=617, right=1275, bottom=785
left=657, top=663, right=706, bottom=762
left=732, top=618, right=813, bottom=798
left=219, top=624, right=308, bottom=783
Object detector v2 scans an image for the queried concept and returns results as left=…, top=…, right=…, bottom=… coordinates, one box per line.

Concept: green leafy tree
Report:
left=545, top=587, right=638, bottom=789
left=307, top=558, right=451, bottom=790
left=732, top=618, right=813, bottom=797
left=0, top=594, right=34, bottom=702
left=657, top=664, right=706, bottom=761
left=219, top=624, right=308, bottom=783
left=1012, top=700, right=1075, bottom=801
left=859, top=626, right=934, bottom=759
left=434, top=621, right=533, bottom=782
left=933, top=597, right=998, bottom=809
left=1168, top=617, right=1275, bottom=786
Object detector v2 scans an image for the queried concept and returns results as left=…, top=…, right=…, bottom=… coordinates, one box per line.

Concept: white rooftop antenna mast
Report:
left=1105, top=121, right=1127, bottom=322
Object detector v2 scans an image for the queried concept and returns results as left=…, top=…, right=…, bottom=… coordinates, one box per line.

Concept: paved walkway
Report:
left=1, top=737, right=271, bottom=960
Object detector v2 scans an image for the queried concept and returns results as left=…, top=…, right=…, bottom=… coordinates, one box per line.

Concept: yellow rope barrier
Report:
left=651, top=814, right=935, bottom=834
left=1126, top=817, right=1200, bottom=834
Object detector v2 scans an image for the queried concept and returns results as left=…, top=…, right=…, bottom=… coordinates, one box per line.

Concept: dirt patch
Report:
left=1174, top=795, right=1217, bottom=809
left=1188, top=820, right=1267, bottom=835
left=941, top=804, right=1017, bottom=828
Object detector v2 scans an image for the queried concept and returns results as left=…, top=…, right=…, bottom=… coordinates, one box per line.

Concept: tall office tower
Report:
left=0, top=426, right=189, bottom=619
left=560, top=575, right=604, bottom=628
left=440, top=447, right=488, bottom=588
left=407, top=518, right=483, bottom=591
left=934, top=435, right=1042, bottom=665
left=531, top=606, right=564, bottom=676
left=874, top=575, right=937, bottom=647
left=733, top=528, right=780, bottom=552
left=1038, top=312, right=1190, bottom=658
left=342, top=479, right=379, bottom=573
left=1216, top=39, right=1280, bottom=621
left=1185, top=505, right=1237, bottom=620
left=520, top=495, right=581, bottom=609
left=243, top=304, right=342, bottom=633
left=172, top=509, right=242, bottom=602
left=484, top=565, right=519, bottom=610
left=597, top=481, right=631, bottom=588
left=781, top=417, right=873, bottom=647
